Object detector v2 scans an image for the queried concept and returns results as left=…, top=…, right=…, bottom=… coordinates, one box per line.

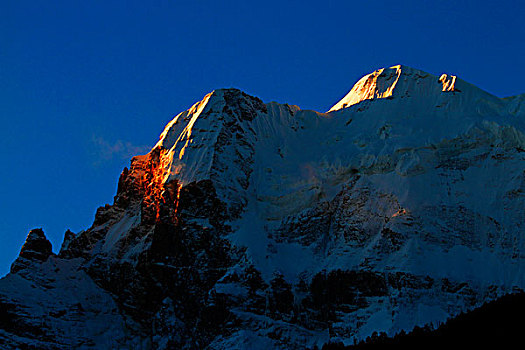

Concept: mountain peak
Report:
left=10, top=228, right=53, bottom=273
left=328, top=64, right=459, bottom=112
left=2, top=64, right=524, bottom=349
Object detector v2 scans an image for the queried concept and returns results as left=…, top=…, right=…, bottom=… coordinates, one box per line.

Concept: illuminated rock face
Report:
left=1, top=66, right=525, bottom=349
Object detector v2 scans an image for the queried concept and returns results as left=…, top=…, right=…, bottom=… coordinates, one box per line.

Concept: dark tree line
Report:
left=318, top=291, right=525, bottom=349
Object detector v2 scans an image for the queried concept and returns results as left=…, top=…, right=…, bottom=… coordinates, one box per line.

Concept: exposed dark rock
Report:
left=10, top=228, right=53, bottom=273
left=58, top=229, right=76, bottom=256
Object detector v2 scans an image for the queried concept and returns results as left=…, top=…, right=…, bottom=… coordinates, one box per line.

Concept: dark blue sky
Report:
left=1, top=0, right=524, bottom=276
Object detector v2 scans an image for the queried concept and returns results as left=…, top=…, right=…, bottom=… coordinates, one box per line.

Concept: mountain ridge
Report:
left=327, top=64, right=504, bottom=112
left=1, top=64, right=524, bottom=349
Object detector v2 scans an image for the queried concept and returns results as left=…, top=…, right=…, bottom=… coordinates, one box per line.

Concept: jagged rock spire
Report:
left=59, top=229, right=76, bottom=256
left=10, top=228, right=53, bottom=273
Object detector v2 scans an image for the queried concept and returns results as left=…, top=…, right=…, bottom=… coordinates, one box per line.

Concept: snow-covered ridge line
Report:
left=327, top=64, right=503, bottom=112
left=136, top=65, right=522, bottom=216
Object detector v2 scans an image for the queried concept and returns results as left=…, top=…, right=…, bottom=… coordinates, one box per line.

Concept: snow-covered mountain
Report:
left=1, top=65, right=524, bottom=349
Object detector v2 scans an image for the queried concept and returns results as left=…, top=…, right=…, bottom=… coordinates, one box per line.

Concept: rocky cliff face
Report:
left=1, top=65, right=524, bottom=349
left=10, top=228, right=53, bottom=273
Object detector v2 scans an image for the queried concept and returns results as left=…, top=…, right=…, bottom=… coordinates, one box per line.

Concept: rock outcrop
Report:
left=10, top=228, right=53, bottom=273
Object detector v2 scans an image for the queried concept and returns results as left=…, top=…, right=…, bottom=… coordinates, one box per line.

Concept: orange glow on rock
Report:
left=392, top=208, right=407, bottom=218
